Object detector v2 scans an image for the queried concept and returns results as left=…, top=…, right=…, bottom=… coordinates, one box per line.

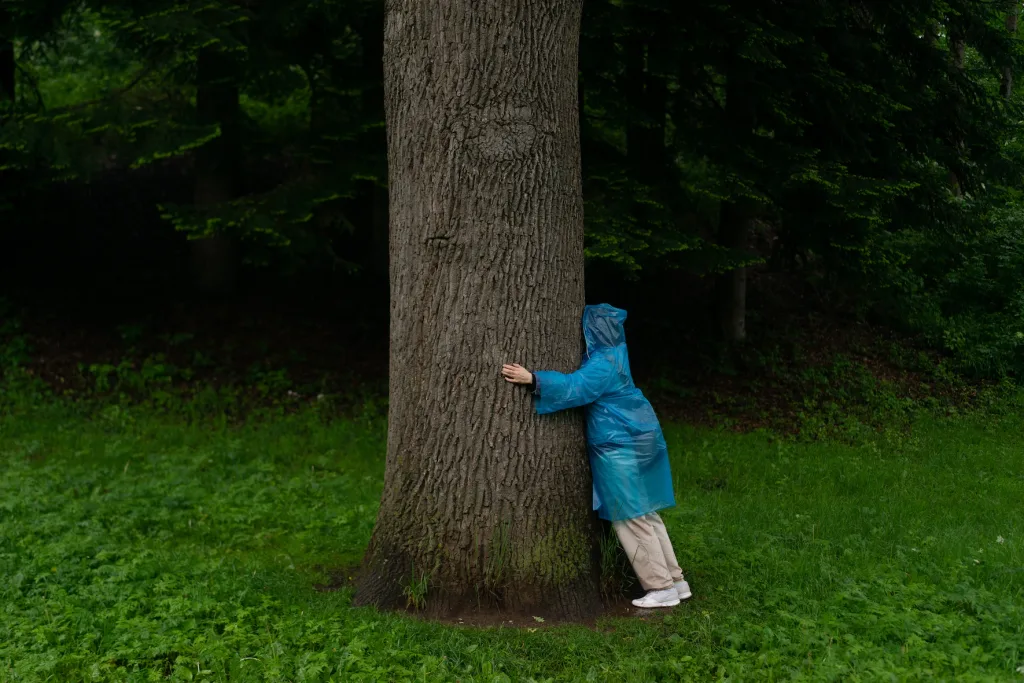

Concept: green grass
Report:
left=1, top=402, right=1023, bottom=681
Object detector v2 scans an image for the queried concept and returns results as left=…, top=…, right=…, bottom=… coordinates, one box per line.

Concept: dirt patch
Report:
left=319, top=566, right=696, bottom=630
left=311, top=565, right=361, bottom=593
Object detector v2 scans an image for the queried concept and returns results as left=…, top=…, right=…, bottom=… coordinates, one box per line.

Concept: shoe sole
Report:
left=632, top=598, right=680, bottom=608
left=678, top=591, right=692, bottom=601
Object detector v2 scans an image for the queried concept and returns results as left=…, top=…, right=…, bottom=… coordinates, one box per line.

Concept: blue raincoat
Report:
left=534, top=304, right=675, bottom=522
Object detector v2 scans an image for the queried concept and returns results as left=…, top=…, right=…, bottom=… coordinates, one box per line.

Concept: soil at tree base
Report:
left=312, top=564, right=672, bottom=629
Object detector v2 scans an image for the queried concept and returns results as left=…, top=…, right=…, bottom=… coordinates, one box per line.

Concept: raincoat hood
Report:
left=583, top=304, right=627, bottom=353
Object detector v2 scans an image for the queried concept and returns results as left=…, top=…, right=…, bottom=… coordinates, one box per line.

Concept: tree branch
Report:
left=14, top=62, right=45, bottom=110
left=57, top=63, right=159, bottom=113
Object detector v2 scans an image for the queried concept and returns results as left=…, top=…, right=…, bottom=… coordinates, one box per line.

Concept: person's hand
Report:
left=502, top=363, right=533, bottom=385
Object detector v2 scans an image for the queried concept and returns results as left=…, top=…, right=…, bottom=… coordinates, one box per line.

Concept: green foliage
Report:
left=865, top=196, right=1024, bottom=378
left=7, top=0, right=1024, bottom=374
left=18, top=11, right=139, bottom=109
left=1, top=0, right=385, bottom=272
left=574, top=0, right=1024, bottom=378
left=0, top=304, right=48, bottom=411
left=102, top=0, right=385, bottom=268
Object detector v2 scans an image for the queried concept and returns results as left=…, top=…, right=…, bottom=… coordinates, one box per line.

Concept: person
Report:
left=501, top=304, right=691, bottom=609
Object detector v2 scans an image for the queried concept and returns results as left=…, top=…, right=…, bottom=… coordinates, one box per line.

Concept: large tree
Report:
left=354, top=0, right=600, bottom=619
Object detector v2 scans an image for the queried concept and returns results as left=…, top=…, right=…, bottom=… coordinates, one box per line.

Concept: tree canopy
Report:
left=4, top=0, right=1024, bottom=374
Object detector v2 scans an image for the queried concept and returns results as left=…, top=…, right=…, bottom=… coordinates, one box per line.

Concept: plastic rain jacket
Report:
left=533, top=304, right=675, bottom=522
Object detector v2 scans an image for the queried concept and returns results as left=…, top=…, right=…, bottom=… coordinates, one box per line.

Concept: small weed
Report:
left=404, top=566, right=431, bottom=611
left=599, top=524, right=636, bottom=600
left=484, top=520, right=512, bottom=591
left=117, top=322, right=146, bottom=346
left=247, top=363, right=292, bottom=396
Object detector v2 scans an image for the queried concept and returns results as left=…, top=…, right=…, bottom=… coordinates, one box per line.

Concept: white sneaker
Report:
left=674, top=580, right=692, bottom=600
left=632, top=588, right=680, bottom=609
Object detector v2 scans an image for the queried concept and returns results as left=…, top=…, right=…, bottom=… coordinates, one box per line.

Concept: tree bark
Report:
left=624, top=38, right=668, bottom=181
left=354, top=0, right=598, bottom=620
left=717, top=204, right=750, bottom=343
left=1002, top=5, right=1019, bottom=100
left=624, top=38, right=646, bottom=170
left=0, top=36, right=14, bottom=108
left=0, top=20, right=13, bottom=203
left=191, top=47, right=240, bottom=296
left=948, top=26, right=966, bottom=196
left=716, top=58, right=753, bottom=343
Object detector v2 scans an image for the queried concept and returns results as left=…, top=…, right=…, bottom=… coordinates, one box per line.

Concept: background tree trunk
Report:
left=1002, top=5, right=1019, bottom=100
left=354, top=0, right=599, bottom=620
left=0, top=19, right=13, bottom=203
left=191, top=47, right=240, bottom=296
left=949, top=26, right=966, bottom=196
left=0, top=35, right=14, bottom=107
left=624, top=38, right=668, bottom=181
left=717, top=204, right=750, bottom=343
left=716, top=59, right=753, bottom=343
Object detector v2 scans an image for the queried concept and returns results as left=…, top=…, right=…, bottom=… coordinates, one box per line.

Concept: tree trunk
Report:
left=642, top=76, right=668, bottom=172
left=1002, top=6, right=1019, bottom=100
left=624, top=38, right=667, bottom=181
left=354, top=0, right=598, bottom=620
left=717, top=204, right=750, bottom=343
left=191, top=47, right=240, bottom=296
left=0, top=36, right=14, bottom=108
left=716, top=59, right=753, bottom=343
left=0, top=23, right=13, bottom=203
left=949, top=27, right=966, bottom=196
left=625, top=38, right=646, bottom=171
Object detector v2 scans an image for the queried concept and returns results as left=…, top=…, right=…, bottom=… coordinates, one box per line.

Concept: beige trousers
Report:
left=613, top=512, right=684, bottom=591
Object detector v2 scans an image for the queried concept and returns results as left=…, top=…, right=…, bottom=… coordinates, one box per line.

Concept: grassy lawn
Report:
left=1, top=402, right=1023, bottom=681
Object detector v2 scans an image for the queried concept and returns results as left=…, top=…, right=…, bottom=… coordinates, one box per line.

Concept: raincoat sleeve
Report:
left=533, top=354, right=615, bottom=415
